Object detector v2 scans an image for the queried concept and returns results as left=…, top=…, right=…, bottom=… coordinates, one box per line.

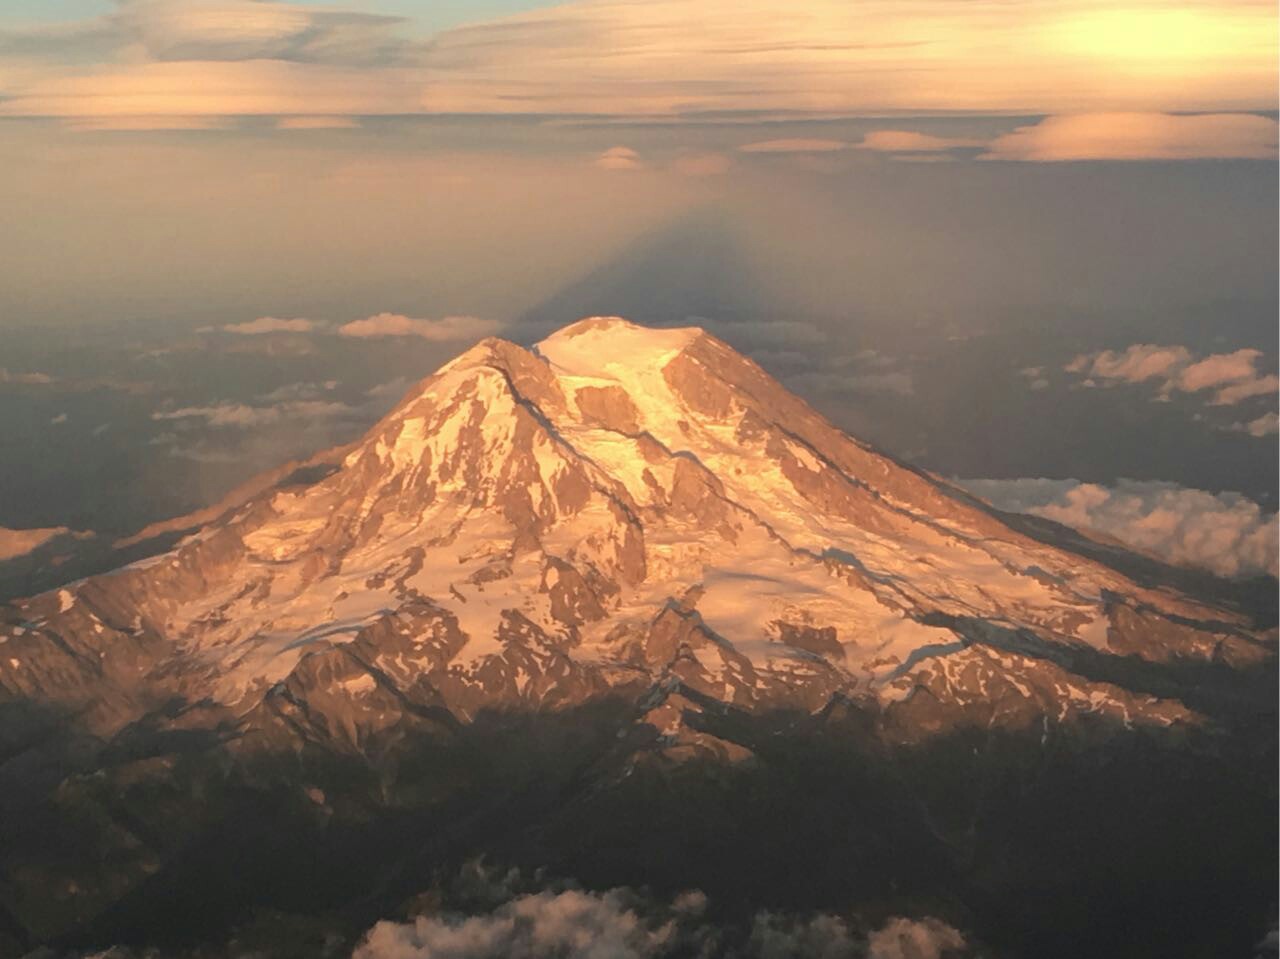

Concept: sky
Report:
left=0, top=0, right=1276, bottom=580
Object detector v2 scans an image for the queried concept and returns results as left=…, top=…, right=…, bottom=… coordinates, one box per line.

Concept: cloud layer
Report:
left=963, top=477, right=1279, bottom=578
left=354, top=883, right=970, bottom=959
left=1, top=0, right=1274, bottom=120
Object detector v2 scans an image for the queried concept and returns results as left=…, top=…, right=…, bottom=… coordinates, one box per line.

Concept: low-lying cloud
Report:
left=962, top=477, right=1279, bottom=578
left=354, top=882, right=970, bottom=959
left=984, top=113, right=1279, bottom=161
left=1064, top=342, right=1277, bottom=410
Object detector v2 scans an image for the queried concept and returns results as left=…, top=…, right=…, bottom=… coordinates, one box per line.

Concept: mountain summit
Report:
left=0, top=318, right=1274, bottom=957
left=0, top=317, right=1269, bottom=744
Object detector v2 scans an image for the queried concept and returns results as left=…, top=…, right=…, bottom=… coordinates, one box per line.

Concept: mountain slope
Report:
left=0, top=318, right=1274, bottom=958
left=1, top=317, right=1268, bottom=741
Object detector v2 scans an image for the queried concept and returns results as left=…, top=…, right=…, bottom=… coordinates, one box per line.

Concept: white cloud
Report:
left=220, top=316, right=318, bottom=335
left=596, top=145, right=643, bottom=171
left=336, top=312, right=503, bottom=341
left=984, top=112, right=1279, bottom=161
left=962, top=477, right=1279, bottom=578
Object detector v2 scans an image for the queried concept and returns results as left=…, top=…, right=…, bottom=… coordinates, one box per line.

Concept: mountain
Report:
left=0, top=318, right=1275, bottom=959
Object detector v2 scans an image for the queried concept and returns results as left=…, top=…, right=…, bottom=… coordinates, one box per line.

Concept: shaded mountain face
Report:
left=0, top=318, right=1275, bottom=958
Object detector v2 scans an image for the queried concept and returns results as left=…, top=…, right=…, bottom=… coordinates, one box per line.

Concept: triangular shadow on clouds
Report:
left=514, top=209, right=773, bottom=339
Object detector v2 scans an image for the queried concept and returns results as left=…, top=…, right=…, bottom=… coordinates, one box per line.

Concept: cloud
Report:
left=220, top=316, right=318, bottom=335
left=596, top=145, right=644, bottom=171
left=2, top=0, right=1274, bottom=121
left=354, top=889, right=678, bottom=959
left=352, top=871, right=970, bottom=959
left=415, top=0, right=1276, bottom=117
left=1210, top=374, right=1279, bottom=407
left=0, top=59, right=424, bottom=120
left=152, top=399, right=352, bottom=428
left=0, top=526, right=73, bottom=563
left=2, top=0, right=411, bottom=66
left=739, top=138, right=848, bottom=154
left=1064, top=343, right=1277, bottom=409
left=962, top=477, right=1279, bottom=578
left=1066, top=344, right=1192, bottom=383
left=984, top=113, right=1279, bottom=161
left=1227, top=412, right=1279, bottom=438
left=867, top=917, right=968, bottom=959
left=336, top=313, right=502, bottom=341
left=857, top=131, right=986, bottom=153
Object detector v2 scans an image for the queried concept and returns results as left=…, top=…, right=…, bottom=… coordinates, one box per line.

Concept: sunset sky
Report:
left=1, top=0, right=1276, bottom=576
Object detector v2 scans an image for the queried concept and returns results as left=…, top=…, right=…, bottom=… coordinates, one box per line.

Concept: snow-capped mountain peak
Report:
left=0, top=318, right=1270, bottom=747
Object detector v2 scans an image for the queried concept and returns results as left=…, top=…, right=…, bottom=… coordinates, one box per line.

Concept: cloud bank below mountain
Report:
left=962, top=477, right=1278, bottom=579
